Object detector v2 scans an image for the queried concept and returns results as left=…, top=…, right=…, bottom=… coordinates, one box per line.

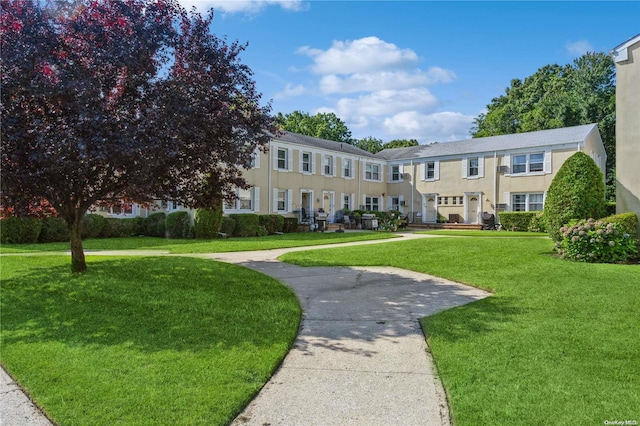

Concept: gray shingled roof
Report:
left=273, top=131, right=379, bottom=158
left=375, top=124, right=598, bottom=161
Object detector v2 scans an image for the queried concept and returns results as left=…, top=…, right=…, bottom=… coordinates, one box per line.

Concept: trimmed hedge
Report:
left=259, top=214, right=285, bottom=235
left=0, top=217, right=42, bottom=244
left=283, top=217, right=299, bottom=233
left=144, top=212, right=166, bottom=237
left=230, top=214, right=259, bottom=237
left=221, top=217, right=236, bottom=236
left=499, top=212, right=539, bottom=232
left=166, top=211, right=191, bottom=239
left=39, top=217, right=70, bottom=243
left=100, top=218, right=143, bottom=238
left=605, top=202, right=616, bottom=217
left=81, top=214, right=106, bottom=239
left=600, top=212, right=639, bottom=237
left=544, top=152, right=606, bottom=241
left=194, top=208, right=223, bottom=239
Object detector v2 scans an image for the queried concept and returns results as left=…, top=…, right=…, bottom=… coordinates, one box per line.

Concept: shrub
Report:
left=194, top=208, right=222, bottom=239
left=166, top=211, right=191, bottom=239
left=144, top=212, right=166, bottom=237
left=556, top=218, right=637, bottom=263
left=101, top=218, right=139, bottom=238
left=259, top=215, right=285, bottom=234
left=544, top=151, right=606, bottom=241
left=605, top=201, right=616, bottom=217
left=527, top=213, right=547, bottom=233
left=39, top=217, right=70, bottom=243
left=499, top=212, right=538, bottom=232
left=599, top=212, right=639, bottom=237
left=221, top=217, right=236, bottom=236
left=0, top=217, right=42, bottom=244
left=283, top=217, right=299, bottom=233
left=230, top=214, right=259, bottom=237
left=81, top=214, right=106, bottom=239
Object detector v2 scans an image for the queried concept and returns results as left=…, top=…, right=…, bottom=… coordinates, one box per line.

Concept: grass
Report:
left=280, top=236, right=640, bottom=425
left=0, top=231, right=396, bottom=254
left=0, top=255, right=301, bottom=425
left=417, top=229, right=547, bottom=238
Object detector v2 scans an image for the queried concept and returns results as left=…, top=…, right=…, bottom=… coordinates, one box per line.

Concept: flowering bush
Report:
left=556, top=218, right=638, bottom=263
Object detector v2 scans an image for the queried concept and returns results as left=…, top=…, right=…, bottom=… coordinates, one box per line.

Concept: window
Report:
left=365, top=163, right=380, bottom=180
left=277, top=148, right=288, bottom=170
left=343, top=158, right=352, bottom=178
left=391, top=196, right=400, bottom=211
left=323, top=155, right=333, bottom=176
left=302, top=151, right=311, bottom=173
left=111, top=202, right=133, bottom=215
left=511, top=193, right=544, bottom=211
left=225, top=187, right=257, bottom=211
left=512, top=152, right=544, bottom=174
left=343, top=194, right=351, bottom=211
left=391, top=165, right=401, bottom=181
left=452, top=197, right=457, bottom=205
left=426, top=162, right=435, bottom=179
left=468, top=157, right=479, bottom=177
left=365, top=196, right=380, bottom=211
left=277, top=190, right=287, bottom=211
left=459, top=196, right=464, bottom=205
left=444, top=197, right=449, bottom=205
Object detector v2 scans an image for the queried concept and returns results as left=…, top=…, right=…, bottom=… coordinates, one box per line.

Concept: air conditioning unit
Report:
left=401, top=173, right=411, bottom=179
left=400, top=200, right=407, bottom=206
left=497, top=166, right=509, bottom=173
left=495, top=203, right=508, bottom=210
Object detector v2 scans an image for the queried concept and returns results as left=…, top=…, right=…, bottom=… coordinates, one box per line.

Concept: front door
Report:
left=466, top=195, right=479, bottom=224
left=423, top=194, right=437, bottom=223
left=300, top=191, right=312, bottom=222
left=322, top=191, right=335, bottom=222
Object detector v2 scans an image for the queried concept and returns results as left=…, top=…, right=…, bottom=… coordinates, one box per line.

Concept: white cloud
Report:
left=334, top=88, right=439, bottom=119
left=274, top=83, right=306, bottom=99
left=565, top=40, right=593, bottom=56
left=178, top=0, right=305, bottom=14
left=319, top=67, right=456, bottom=94
left=382, top=111, right=475, bottom=142
left=298, top=36, right=419, bottom=75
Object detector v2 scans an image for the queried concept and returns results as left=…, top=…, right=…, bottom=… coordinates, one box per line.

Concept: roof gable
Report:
left=612, top=34, right=640, bottom=63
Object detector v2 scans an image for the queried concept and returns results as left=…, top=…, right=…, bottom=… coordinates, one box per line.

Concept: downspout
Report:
left=493, top=151, right=498, bottom=225
left=410, top=159, right=414, bottom=223
left=357, top=156, right=361, bottom=210
left=268, top=140, right=272, bottom=214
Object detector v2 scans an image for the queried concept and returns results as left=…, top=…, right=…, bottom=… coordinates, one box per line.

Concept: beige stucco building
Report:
left=105, top=124, right=606, bottom=226
left=612, top=34, right=640, bottom=224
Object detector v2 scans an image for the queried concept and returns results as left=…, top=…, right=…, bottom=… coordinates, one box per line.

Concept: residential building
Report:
left=612, top=34, right=640, bottom=225
left=100, top=124, right=606, bottom=226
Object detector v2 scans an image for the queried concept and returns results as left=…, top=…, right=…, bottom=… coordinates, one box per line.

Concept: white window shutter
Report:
left=420, top=162, right=426, bottom=180
left=544, top=151, right=552, bottom=173
left=253, top=187, right=260, bottom=212
left=478, top=156, right=485, bottom=178
left=350, top=193, right=355, bottom=210
left=273, top=188, right=279, bottom=212
left=253, top=150, right=260, bottom=169
left=287, top=189, right=293, bottom=212
left=332, top=156, right=337, bottom=177
left=434, top=161, right=440, bottom=181
left=399, top=195, right=404, bottom=210
left=299, top=151, right=303, bottom=173
left=387, top=196, right=392, bottom=210
left=462, top=158, right=468, bottom=178
left=504, top=192, right=511, bottom=212
left=273, top=149, right=278, bottom=170
left=311, top=153, right=316, bottom=174
left=288, top=149, right=293, bottom=171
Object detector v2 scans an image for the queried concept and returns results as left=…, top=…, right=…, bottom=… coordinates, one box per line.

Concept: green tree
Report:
left=382, top=139, right=419, bottom=150
left=544, top=152, right=606, bottom=242
left=275, top=110, right=352, bottom=143
left=472, top=52, right=615, bottom=197
left=354, top=136, right=384, bottom=154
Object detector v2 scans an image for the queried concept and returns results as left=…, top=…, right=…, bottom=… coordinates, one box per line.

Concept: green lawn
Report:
left=0, top=256, right=300, bottom=425
left=417, top=229, right=547, bottom=238
left=0, top=231, right=396, bottom=254
left=280, top=236, right=640, bottom=425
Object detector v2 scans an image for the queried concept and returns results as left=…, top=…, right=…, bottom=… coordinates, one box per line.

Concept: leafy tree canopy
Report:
left=1, top=0, right=275, bottom=271
left=275, top=110, right=352, bottom=143
left=354, top=136, right=384, bottom=154
left=382, top=139, right=419, bottom=150
left=471, top=52, right=615, bottom=192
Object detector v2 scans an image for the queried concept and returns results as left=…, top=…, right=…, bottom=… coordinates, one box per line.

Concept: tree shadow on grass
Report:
left=0, top=257, right=300, bottom=354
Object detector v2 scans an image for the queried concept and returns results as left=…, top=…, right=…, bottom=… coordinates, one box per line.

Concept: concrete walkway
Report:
left=1, top=233, right=491, bottom=425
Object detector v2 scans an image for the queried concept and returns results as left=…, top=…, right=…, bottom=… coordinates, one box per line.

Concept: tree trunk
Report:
left=70, top=215, right=87, bottom=273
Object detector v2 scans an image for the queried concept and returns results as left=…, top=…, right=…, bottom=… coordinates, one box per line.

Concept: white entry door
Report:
left=322, top=191, right=335, bottom=222
left=466, top=194, right=480, bottom=224
left=423, top=194, right=437, bottom=223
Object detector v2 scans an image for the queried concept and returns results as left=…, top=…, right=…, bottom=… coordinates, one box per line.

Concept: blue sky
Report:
left=181, top=1, right=639, bottom=143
